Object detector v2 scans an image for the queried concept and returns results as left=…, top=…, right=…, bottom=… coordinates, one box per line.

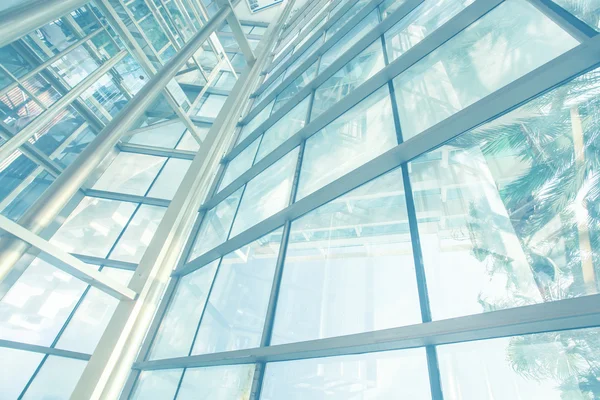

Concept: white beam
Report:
left=0, top=215, right=137, bottom=301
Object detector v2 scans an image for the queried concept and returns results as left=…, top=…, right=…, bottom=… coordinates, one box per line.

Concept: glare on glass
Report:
left=21, top=356, right=87, bottom=400
left=272, top=168, right=421, bottom=345
left=147, top=158, right=192, bottom=200
left=130, top=369, right=181, bottom=400
left=110, top=205, right=166, bottom=263
left=218, top=137, right=261, bottom=192
left=393, top=0, right=578, bottom=140
left=0, top=348, right=43, bottom=399
left=91, top=152, right=166, bottom=196
left=177, top=364, right=255, bottom=399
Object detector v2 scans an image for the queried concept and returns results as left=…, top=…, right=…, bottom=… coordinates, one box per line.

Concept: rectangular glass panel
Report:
left=131, top=369, right=181, bottom=400
left=49, top=197, right=137, bottom=257
left=319, top=10, right=379, bottom=73
left=92, top=152, right=166, bottom=196
left=297, top=85, right=397, bottom=200
left=325, top=0, right=371, bottom=39
left=230, top=148, right=299, bottom=237
left=312, top=40, right=385, bottom=118
left=110, top=205, right=166, bottom=263
left=188, top=188, right=244, bottom=260
left=177, top=364, right=254, bottom=399
left=55, top=268, right=133, bottom=353
left=237, top=100, right=275, bottom=145
left=147, top=158, right=192, bottom=200
left=393, top=0, right=578, bottom=140
left=273, top=62, right=318, bottom=112
left=0, top=258, right=88, bottom=346
left=218, top=137, right=261, bottom=192
left=148, top=260, right=219, bottom=360
left=124, top=121, right=187, bottom=149
left=261, top=348, right=431, bottom=399
left=384, top=0, right=474, bottom=62
left=272, top=168, right=420, bottom=345
left=21, top=356, right=86, bottom=400
left=256, top=96, right=310, bottom=161
left=191, top=229, right=282, bottom=355
left=0, top=348, right=43, bottom=399
left=195, top=94, right=228, bottom=118
left=408, top=66, right=600, bottom=321
left=438, top=327, right=600, bottom=400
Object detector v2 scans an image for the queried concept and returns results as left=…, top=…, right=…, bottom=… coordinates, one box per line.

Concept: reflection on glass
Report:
left=147, top=158, right=192, bottom=200
left=438, top=327, right=600, bottom=400
left=272, top=168, right=421, bottom=345
left=191, top=229, right=282, bottom=355
left=189, top=188, right=243, bottom=260
left=256, top=97, right=310, bottom=161
left=218, top=137, right=261, bottom=192
left=131, top=369, right=181, bottom=400
left=21, top=356, right=86, bottom=400
left=297, top=85, right=397, bottom=200
left=56, top=268, right=133, bottom=353
left=393, top=0, right=578, bottom=140
left=177, top=365, right=254, bottom=399
left=273, top=62, right=318, bottom=112
left=261, top=348, right=431, bottom=399
left=237, top=100, right=275, bottom=145
left=110, top=205, right=166, bottom=263
left=320, top=10, right=379, bottom=73
left=195, top=94, right=228, bottom=118
left=0, top=348, right=43, bottom=399
left=148, top=260, right=219, bottom=360
left=553, top=0, right=600, bottom=31
left=409, top=67, right=600, bottom=321
left=124, top=121, right=187, bottom=149
left=384, top=0, right=473, bottom=62
left=92, top=152, right=165, bottom=196
left=379, top=0, right=408, bottom=19
left=230, top=148, right=299, bottom=237
left=326, top=0, right=371, bottom=39
left=50, top=197, right=136, bottom=257
left=312, top=40, right=385, bottom=118
left=0, top=259, right=88, bottom=346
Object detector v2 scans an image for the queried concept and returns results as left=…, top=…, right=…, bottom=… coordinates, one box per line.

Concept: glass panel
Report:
left=553, top=0, right=600, bottom=31
left=284, top=35, right=323, bottom=79
left=393, top=0, right=578, bottom=140
left=124, top=121, right=187, bottom=148
left=195, top=94, right=228, bottom=118
left=218, top=137, right=260, bottom=192
left=131, top=369, right=181, bottom=400
left=312, top=40, right=385, bottom=119
left=148, top=260, right=219, bottom=360
left=147, top=159, right=192, bottom=200
left=273, top=62, right=318, bottom=112
left=326, top=0, right=371, bottom=39
left=92, top=152, right=166, bottom=196
left=177, top=127, right=209, bottom=151
left=188, top=188, right=244, bottom=260
left=191, top=229, right=282, bottom=355
left=409, top=66, right=600, bottom=321
left=319, top=10, right=379, bottom=73
left=0, top=348, right=43, bottom=399
left=297, top=85, right=397, bottom=200
left=49, top=197, right=137, bottom=257
left=55, top=268, right=134, bottom=353
left=2, top=171, right=54, bottom=222
left=0, top=154, right=38, bottom=204
left=261, top=348, right=431, bottom=399
left=384, top=0, right=474, bottom=62
left=110, top=205, right=167, bottom=263
left=177, top=364, right=255, bottom=399
left=0, top=258, right=88, bottom=346
left=237, top=100, right=275, bottom=145
left=438, top=327, right=600, bottom=400
left=256, top=96, right=310, bottom=161
left=21, top=356, right=87, bottom=400
left=380, top=0, right=408, bottom=19
left=272, top=168, right=421, bottom=345
left=230, top=148, right=299, bottom=237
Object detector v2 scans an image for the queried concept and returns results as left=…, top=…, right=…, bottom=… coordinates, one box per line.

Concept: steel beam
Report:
left=0, top=215, right=136, bottom=300
left=133, top=294, right=600, bottom=370
left=0, top=0, right=91, bottom=48
left=0, top=339, right=91, bottom=361
left=0, top=6, right=232, bottom=297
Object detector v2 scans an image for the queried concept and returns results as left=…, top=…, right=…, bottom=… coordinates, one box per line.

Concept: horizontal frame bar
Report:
left=0, top=339, right=91, bottom=361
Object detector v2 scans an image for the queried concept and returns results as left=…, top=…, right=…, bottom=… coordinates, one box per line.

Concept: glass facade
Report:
left=1, top=0, right=599, bottom=399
